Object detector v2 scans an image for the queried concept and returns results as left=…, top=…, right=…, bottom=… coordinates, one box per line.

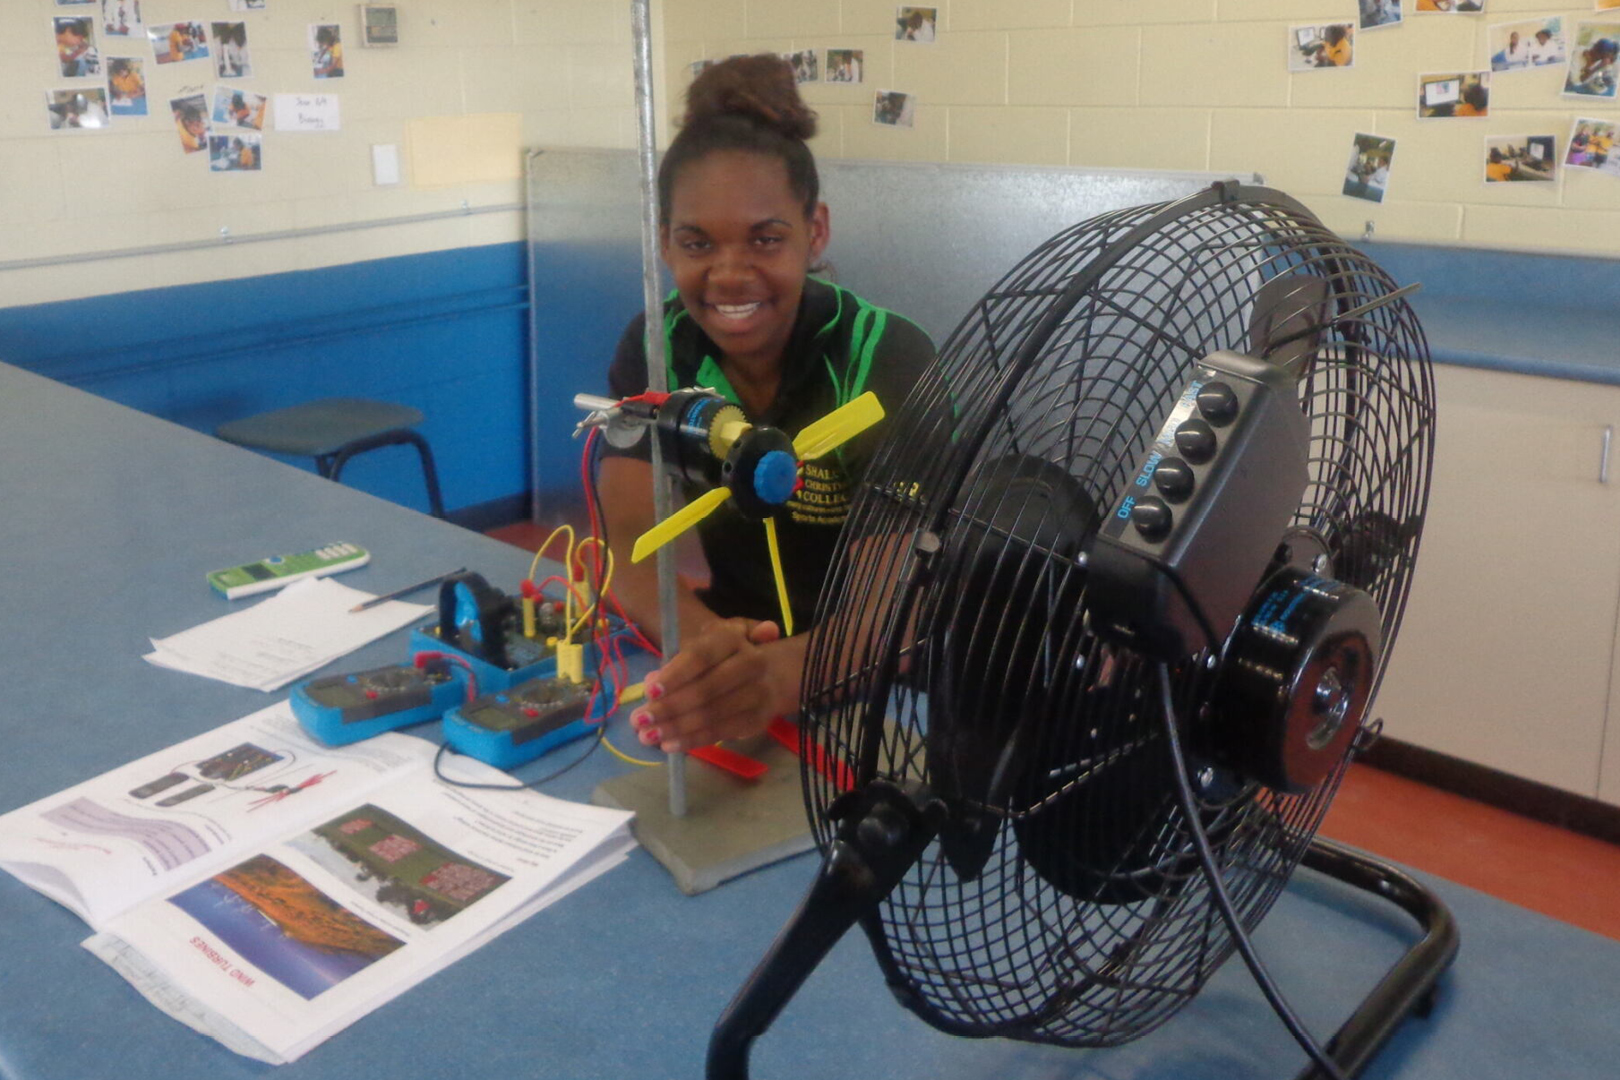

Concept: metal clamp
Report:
left=1352, top=716, right=1384, bottom=757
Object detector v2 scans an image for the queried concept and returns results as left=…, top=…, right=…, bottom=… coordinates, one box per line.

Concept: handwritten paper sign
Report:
left=272, top=93, right=341, bottom=132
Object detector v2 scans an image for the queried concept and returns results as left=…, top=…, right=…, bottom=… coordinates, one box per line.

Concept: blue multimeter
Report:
left=291, top=662, right=468, bottom=746
left=442, top=674, right=609, bottom=769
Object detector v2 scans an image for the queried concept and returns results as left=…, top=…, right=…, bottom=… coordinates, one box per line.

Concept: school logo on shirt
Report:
left=790, top=462, right=851, bottom=526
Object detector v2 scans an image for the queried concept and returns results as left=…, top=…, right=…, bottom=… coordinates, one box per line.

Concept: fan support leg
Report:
left=1292, top=836, right=1460, bottom=1080
left=706, top=782, right=942, bottom=1080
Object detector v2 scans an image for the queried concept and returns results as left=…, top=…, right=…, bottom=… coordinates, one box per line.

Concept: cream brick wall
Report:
left=2, top=0, right=644, bottom=306
left=658, top=0, right=1620, bottom=256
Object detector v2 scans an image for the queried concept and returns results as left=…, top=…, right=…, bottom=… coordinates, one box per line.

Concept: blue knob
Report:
left=753, top=450, right=799, bottom=506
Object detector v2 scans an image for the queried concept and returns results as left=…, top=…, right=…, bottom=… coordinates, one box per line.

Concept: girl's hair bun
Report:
left=683, top=54, right=817, bottom=142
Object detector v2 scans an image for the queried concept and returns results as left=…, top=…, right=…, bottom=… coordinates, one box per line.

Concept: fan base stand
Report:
left=592, top=733, right=815, bottom=895
left=1292, top=835, right=1460, bottom=1079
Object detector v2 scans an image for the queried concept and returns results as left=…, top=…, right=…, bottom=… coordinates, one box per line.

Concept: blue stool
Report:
left=216, top=398, right=447, bottom=519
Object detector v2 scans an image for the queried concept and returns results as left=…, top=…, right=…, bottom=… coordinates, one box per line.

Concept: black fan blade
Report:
left=1249, top=271, right=1330, bottom=377
left=924, top=455, right=1097, bottom=881
left=1335, top=509, right=1422, bottom=592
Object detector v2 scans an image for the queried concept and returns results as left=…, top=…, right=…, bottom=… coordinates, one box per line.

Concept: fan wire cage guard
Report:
left=799, top=184, right=1435, bottom=1046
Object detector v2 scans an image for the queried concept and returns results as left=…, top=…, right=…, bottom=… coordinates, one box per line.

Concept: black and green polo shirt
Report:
left=606, top=276, right=936, bottom=631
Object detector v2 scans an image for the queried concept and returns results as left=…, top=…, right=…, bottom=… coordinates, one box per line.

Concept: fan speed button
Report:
left=1130, top=497, right=1173, bottom=541
left=1197, top=381, right=1240, bottom=426
left=1153, top=458, right=1195, bottom=502
left=1174, top=419, right=1217, bottom=464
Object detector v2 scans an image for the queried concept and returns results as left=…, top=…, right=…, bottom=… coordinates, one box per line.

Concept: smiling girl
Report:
left=600, top=55, right=935, bottom=755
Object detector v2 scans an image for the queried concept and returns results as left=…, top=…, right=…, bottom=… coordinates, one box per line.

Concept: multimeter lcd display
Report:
left=307, top=683, right=375, bottom=709
left=462, top=703, right=525, bottom=732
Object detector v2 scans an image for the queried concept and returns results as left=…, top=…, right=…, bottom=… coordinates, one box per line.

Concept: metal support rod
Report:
left=630, top=0, right=686, bottom=816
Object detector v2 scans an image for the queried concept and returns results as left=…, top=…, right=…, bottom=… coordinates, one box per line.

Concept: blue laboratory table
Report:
left=0, top=360, right=1614, bottom=1080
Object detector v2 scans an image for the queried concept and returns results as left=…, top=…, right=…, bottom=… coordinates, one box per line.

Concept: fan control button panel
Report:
left=1087, top=351, right=1312, bottom=659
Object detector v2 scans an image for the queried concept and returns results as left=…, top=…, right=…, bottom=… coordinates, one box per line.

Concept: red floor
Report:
left=1322, top=763, right=1620, bottom=941
left=488, top=521, right=1620, bottom=943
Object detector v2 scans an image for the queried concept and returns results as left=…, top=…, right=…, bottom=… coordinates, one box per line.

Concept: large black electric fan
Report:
left=708, top=183, right=1458, bottom=1079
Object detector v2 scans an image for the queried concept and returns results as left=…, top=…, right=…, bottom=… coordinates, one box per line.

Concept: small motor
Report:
left=576, top=389, right=802, bottom=520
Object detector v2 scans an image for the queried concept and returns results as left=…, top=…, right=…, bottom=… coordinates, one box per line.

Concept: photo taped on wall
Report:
left=1417, top=71, right=1490, bottom=117
left=1563, top=22, right=1620, bottom=98
left=211, top=22, right=252, bottom=79
left=311, top=23, right=344, bottom=78
left=1484, top=135, right=1558, bottom=182
left=170, top=91, right=210, bottom=152
left=45, top=87, right=109, bottom=130
left=1565, top=116, right=1619, bottom=176
left=100, top=0, right=141, bottom=38
left=895, top=6, right=936, bottom=42
left=1490, top=17, right=1567, bottom=72
left=54, top=15, right=101, bottom=77
left=826, top=49, right=864, bottom=83
left=785, top=49, right=819, bottom=83
left=148, top=21, right=208, bottom=65
left=873, top=89, right=915, bottom=127
left=1360, top=0, right=1403, bottom=31
left=212, top=85, right=267, bottom=130
left=1289, top=23, right=1356, bottom=70
left=108, top=55, right=147, bottom=115
left=209, top=132, right=263, bottom=173
left=1344, top=132, right=1396, bottom=203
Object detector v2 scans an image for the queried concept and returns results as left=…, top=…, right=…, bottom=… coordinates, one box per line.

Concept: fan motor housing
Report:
left=1087, top=350, right=1312, bottom=659
left=1208, top=567, right=1382, bottom=793
left=654, top=389, right=743, bottom=489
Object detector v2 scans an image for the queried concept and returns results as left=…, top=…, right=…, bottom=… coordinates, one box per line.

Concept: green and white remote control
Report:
left=207, top=543, right=370, bottom=599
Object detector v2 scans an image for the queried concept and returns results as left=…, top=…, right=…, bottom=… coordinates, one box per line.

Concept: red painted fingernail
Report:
left=647, top=681, right=664, bottom=700
left=630, top=709, right=650, bottom=729
left=639, top=728, right=660, bottom=745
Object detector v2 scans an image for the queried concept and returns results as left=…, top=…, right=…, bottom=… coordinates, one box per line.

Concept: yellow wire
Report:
left=576, top=537, right=615, bottom=597
left=763, top=516, right=794, bottom=637
left=569, top=540, right=615, bottom=638
left=527, top=524, right=576, bottom=582
left=528, top=525, right=579, bottom=639
left=599, top=683, right=659, bottom=766
left=601, top=731, right=660, bottom=767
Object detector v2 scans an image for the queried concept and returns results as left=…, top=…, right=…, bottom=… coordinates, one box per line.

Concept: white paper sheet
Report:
left=273, top=92, right=340, bottom=131
left=0, top=702, right=637, bottom=1062
left=144, top=577, right=429, bottom=691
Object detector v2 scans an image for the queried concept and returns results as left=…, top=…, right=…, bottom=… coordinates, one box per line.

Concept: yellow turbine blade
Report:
left=631, top=487, right=732, bottom=563
left=762, top=516, right=794, bottom=638
left=792, top=391, right=885, bottom=462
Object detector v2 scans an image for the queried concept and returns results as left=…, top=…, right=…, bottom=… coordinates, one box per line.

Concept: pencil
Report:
left=349, top=568, right=466, bottom=613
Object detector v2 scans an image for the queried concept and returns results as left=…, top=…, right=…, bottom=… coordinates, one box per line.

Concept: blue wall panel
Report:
left=528, top=239, right=648, bottom=509
left=0, top=243, right=642, bottom=525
